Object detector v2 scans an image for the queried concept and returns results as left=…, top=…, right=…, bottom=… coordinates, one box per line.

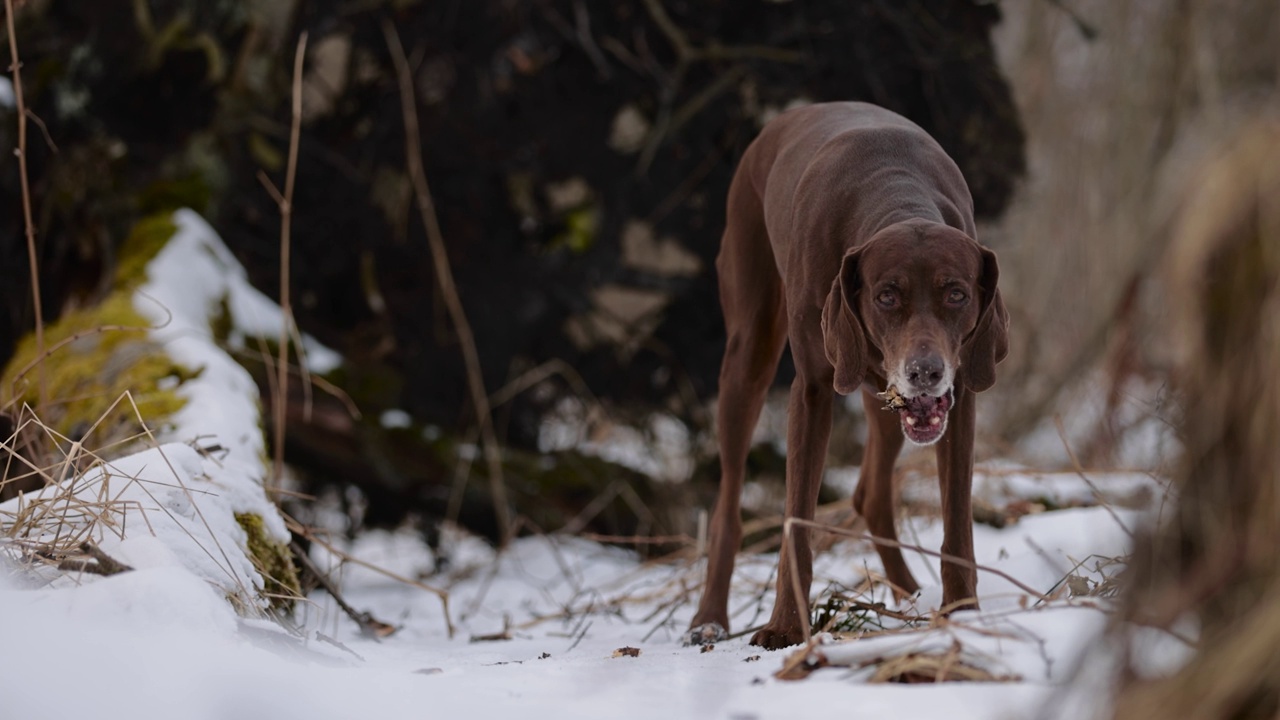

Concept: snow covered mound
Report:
left=1, top=442, right=287, bottom=610
left=1, top=209, right=334, bottom=612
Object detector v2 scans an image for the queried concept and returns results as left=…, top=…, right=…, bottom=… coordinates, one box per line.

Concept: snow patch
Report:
left=379, top=409, right=413, bottom=429
left=538, top=398, right=694, bottom=481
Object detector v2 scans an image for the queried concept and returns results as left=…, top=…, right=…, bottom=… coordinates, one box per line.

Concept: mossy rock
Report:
left=1, top=215, right=193, bottom=445
left=235, top=512, right=301, bottom=612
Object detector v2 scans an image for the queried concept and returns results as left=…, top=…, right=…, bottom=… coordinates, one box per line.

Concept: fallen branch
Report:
left=55, top=541, right=133, bottom=576
left=290, top=541, right=396, bottom=640
left=287, top=516, right=455, bottom=639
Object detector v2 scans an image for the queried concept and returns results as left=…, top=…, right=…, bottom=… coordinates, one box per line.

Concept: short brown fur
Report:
left=689, top=102, right=1008, bottom=650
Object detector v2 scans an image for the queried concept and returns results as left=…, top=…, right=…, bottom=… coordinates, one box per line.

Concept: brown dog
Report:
left=687, top=102, right=1008, bottom=650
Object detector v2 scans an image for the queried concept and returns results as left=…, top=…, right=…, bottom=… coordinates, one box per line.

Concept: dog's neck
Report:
left=856, top=196, right=970, bottom=248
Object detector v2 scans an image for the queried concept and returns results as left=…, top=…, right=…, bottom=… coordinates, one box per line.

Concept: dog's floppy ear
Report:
left=961, top=246, right=1009, bottom=393
left=822, top=248, right=868, bottom=395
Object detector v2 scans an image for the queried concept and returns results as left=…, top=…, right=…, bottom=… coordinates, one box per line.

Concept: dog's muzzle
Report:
left=895, top=387, right=953, bottom=445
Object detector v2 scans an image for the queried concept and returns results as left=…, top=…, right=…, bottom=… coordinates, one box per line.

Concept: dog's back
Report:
left=740, top=103, right=975, bottom=271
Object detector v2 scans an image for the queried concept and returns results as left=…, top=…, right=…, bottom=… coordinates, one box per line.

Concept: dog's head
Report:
left=821, top=222, right=1008, bottom=445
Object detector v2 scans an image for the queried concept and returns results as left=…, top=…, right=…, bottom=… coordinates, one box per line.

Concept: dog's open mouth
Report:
left=897, top=388, right=953, bottom=445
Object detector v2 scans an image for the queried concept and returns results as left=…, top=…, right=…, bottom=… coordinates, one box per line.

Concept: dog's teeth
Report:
left=930, top=416, right=941, bottom=425
left=906, top=417, right=917, bottom=426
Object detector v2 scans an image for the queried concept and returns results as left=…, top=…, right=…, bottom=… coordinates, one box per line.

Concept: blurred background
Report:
left=2, top=0, right=1277, bottom=550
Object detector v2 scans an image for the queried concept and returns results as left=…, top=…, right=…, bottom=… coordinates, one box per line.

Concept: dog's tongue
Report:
left=898, top=391, right=953, bottom=444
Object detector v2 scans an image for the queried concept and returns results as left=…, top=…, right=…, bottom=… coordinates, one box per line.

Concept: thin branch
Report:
left=640, top=0, right=692, bottom=60
left=24, top=108, right=57, bottom=153
left=631, top=0, right=801, bottom=176
left=1053, top=415, right=1134, bottom=537
left=382, top=19, right=512, bottom=544
left=5, top=0, right=46, bottom=410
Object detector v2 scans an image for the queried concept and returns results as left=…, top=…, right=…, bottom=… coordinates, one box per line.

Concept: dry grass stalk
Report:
left=1110, top=119, right=1280, bottom=720
left=382, top=19, right=512, bottom=544
left=866, top=642, right=1016, bottom=684
left=256, top=32, right=309, bottom=491
left=4, top=0, right=47, bottom=410
left=0, top=393, right=276, bottom=610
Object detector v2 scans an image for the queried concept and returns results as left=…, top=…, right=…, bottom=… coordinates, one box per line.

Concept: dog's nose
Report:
left=906, top=353, right=946, bottom=393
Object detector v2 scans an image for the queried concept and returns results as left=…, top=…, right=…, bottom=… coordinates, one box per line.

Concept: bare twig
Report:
left=382, top=19, right=511, bottom=544
left=784, top=517, right=1051, bottom=602
left=287, top=516, right=455, bottom=639
left=5, top=0, right=46, bottom=410
left=633, top=0, right=802, bottom=175
left=571, top=0, right=610, bottom=79
left=23, top=108, right=56, bottom=153
left=1052, top=415, right=1133, bottom=537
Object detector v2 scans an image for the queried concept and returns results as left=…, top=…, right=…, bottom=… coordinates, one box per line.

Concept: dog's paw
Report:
left=749, top=624, right=805, bottom=650
left=684, top=623, right=728, bottom=646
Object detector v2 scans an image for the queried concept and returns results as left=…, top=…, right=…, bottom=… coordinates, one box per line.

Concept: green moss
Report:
left=235, top=512, right=301, bottom=612
left=550, top=205, right=599, bottom=254
left=115, top=214, right=180, bottom=288
left=139, top=173, right=213, bottom=216
left=1, top=214, right=190, bottom=444
left=208, top=296, right=234, bottom=344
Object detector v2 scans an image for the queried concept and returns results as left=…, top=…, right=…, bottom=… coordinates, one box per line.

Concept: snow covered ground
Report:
left=0, top=210, right=1182, bottom=719
left=1, top=466, right=1167, bottom=720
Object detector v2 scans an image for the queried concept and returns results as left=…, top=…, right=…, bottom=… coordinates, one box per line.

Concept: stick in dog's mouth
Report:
left=879, top=385, right=953, bottom=445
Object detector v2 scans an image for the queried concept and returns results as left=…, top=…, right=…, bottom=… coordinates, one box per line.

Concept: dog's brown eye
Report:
left=876, top=291, right=898, bottom=308
left=946, top=289, right=968, bottom=305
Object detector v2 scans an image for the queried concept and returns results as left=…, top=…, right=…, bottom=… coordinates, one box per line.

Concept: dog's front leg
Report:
left=751, top=373, right=833, bottom=650
left=935, top=385, right=979, bottom=612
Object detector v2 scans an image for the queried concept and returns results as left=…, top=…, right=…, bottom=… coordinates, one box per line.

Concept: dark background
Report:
left=1, top=0, right=1024, bottom=541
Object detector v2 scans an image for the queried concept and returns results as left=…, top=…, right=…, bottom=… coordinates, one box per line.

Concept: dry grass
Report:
left=2, top=397, right=196, bottom=571
left=866, top=642, right=1017, bottom=684
left=254, top=31, right=309, bottom=492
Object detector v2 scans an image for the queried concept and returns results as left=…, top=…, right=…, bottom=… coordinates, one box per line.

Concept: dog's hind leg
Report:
left=687, top=174, right=788, bottom=645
